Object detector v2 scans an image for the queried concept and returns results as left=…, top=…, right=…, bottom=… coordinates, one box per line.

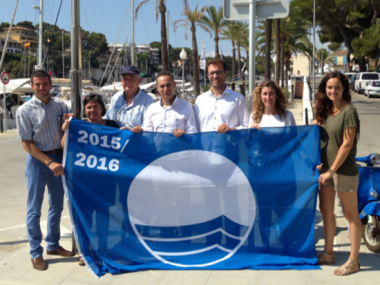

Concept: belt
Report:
left=42, top=149, right=63, bottom=155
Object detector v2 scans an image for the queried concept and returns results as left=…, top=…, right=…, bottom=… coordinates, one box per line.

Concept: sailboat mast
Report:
left=38, top=0, right=43, bottom=66
left=131, top=0, right=135, bottom=66
left=71, top=0, right=82, bottom=119
left=0, top=0, right=19, bottom=72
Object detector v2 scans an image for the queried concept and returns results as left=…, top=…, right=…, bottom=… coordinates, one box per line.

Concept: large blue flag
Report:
left=63, top=119, right=321, bottom=277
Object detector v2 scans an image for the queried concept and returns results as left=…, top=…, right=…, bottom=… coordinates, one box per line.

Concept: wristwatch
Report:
left=328, top=168, right=335, bottom=175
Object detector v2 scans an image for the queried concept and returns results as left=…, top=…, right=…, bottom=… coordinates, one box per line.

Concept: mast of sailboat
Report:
left=131, top=0, right=135, bottom=66
left=62, top=30, right=65, bottom=78
left=71, top=0, right=82, bottom=119
left=166, top=11, right=169, bottom=63
left=0, top=0, right=19, bottom=72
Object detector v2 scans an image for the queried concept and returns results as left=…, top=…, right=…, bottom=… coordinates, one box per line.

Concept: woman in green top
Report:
left=313, top=71, right=361, bottom=276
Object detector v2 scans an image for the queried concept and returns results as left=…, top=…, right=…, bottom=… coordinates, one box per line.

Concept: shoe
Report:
left=77, top=257, right=85, bottom=266
left=31, top=256, right=47, bottom=270
left=46, top=246, right=75, bottom=257
left=318, top=252, right=336, bottom=265
left=334, top=259, right=360, bottom=276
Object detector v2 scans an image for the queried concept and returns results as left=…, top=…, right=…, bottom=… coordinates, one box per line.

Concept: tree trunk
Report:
left=159, top=5, right=168, bottom=71
left=232, top=42, right=236, bottom=89
left=359, top=57, right=367, bottom=72
left=346, top=52, right=351, bottom=72
left=275, top=19, right=280, bottom=86
left=285, top=58, right=289, bottom=90
left=280, top=41, right=284, bottom=88
left=371, top=0, right=378, bottom=27
left=265, top=19, right=272, bottom=80
left=191, top=26, right=200, bottom=97
left=237, top=42, right=242, bottom=80
left=215, top=36, right=220, bottom=58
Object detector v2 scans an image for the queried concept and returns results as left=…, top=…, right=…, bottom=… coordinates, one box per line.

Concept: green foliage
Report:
left=352, top=23, right=380, bottom=59
left=282, top=88, right=290, bottom=101
left=0, top=22, right=10, bottom=32
left=328, top=42, right=342, bottom=51
left=16, top=21, right=35, bottom=31
left=202, top=83, right=210, bottom=92
left=292, top=0, right=374, bottom=59
left=86, top=32, right=108, bottom=54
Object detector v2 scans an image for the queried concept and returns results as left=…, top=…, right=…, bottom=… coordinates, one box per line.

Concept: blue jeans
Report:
left=25, top=153, right=64, bottom=259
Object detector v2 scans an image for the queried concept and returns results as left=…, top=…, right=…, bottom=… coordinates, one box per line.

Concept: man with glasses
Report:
left=194, top=59, right=249, bottom=132
left=104, top=65, right=154, bottom=129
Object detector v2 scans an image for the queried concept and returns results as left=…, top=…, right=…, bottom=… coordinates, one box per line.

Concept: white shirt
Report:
left=248, top=110, right=296, bottom=127
left=194, top=86, right=249, bottom=132
left=142, top=96, right=198, bottom=134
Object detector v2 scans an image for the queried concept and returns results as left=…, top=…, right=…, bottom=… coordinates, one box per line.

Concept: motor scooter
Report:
left=356, top=153, right=380, bottom=252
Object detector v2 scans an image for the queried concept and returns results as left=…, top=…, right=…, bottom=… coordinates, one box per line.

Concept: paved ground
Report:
left=0, top=91, right=379, bottom=284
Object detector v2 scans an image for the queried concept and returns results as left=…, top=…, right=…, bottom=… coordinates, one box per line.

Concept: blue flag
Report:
left=63, top=119, right=321, bottom=277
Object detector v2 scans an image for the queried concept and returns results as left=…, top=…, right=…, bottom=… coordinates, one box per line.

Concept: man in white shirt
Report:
left=194, top=58, right=249, bottom=133
left=136, top=71, right=197, bottom=137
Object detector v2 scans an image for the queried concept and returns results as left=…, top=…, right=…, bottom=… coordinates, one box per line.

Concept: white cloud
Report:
left=206, top=50, right=215, bottom=57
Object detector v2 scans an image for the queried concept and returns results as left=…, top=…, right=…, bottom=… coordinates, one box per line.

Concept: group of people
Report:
left=16, top=59, right=361, bottom=276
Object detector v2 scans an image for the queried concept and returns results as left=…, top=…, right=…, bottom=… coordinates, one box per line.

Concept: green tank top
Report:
left=320, top=104, right=360, bottom=176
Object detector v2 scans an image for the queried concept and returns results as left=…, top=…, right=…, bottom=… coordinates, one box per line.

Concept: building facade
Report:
left=1, top=26, right=37, bottom=48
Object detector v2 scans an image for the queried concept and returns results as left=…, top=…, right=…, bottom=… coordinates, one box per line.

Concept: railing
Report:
left=302, top=76, right=314, bottom=125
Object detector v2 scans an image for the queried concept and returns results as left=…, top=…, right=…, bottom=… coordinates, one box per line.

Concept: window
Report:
left=373, top=81, right=380, bottom=87
left=362, top=74, right=379, bottom=80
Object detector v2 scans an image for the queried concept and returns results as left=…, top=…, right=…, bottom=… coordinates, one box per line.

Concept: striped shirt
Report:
left=16, top=96, right=69, bottom=151
left=104, top=88, right=154, bottom=128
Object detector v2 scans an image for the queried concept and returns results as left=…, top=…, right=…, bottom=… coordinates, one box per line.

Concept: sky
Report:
left=0, top=0, right=325, bottom=58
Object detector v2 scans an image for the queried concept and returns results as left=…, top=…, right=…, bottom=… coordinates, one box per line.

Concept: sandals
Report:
left=77, top=257, right=85, bottom=266
left=334, top=259, right=360, bottom=276
left=318, top=252, right=336, bottom=265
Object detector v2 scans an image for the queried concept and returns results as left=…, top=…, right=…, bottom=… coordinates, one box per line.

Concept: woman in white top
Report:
left=249, top=80, right=296, bottom=129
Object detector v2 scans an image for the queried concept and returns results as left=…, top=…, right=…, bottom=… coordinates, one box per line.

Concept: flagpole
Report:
left=28, top=47, right=30, bottom=78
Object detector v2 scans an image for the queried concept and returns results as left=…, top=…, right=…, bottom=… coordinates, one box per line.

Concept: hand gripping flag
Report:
left=63, top=119, right=321, bottom=278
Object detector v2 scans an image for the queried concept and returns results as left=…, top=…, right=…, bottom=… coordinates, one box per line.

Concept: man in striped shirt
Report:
left=16, top=70, right=74, bottom=271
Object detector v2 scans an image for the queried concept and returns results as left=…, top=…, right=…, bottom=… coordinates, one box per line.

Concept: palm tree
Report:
left=200, top=6, right=228, bottom=58
left=275, top=19, right=281, bottom=85
left=279, top=6, right=310, bottom=88
left=264, top=19, right=273, bottom=80
left=173, top=1, right=208, bottom=97
left=316, top=48, right=336, bottom=73
left=136, top=0, right=169, bottom=71
left=221, top=21, right=240, bottom=83
left=235, top=22, right=248, bottom=80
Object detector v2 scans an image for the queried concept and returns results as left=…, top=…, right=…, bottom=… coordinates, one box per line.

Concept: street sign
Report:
left=1, top=71, right=10, bottom=85
left=223, top=0, right=290, bottom=20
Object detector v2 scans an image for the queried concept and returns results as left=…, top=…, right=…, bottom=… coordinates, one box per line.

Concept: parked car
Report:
left=344, top=72, right=357, bottom=90
left=355, top=72, right=380, bottom=94
left=364, top=80, right=380, bottom=98
left=351, top=74, right=357, bottom=90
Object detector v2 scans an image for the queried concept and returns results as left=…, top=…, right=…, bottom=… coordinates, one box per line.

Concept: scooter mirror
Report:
left=370, top=153, right=380, bottom=165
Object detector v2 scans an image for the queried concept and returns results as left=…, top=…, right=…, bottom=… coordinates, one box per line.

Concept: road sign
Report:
left=1, top=71, right=10, bottom=85
left=224, top=0, right=290, bottom=20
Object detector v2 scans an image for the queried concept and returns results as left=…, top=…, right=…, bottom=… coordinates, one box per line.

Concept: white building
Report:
left=107, top=43, right=161, bottom=66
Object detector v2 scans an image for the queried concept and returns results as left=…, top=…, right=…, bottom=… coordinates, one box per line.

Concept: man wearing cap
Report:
left=194, top=58, right=249, bottom=132
left=104, top=65, right=154, bottom=129
left=16, top=70, right=74, bottom=271
left=134, top=71, right=197, bottom=136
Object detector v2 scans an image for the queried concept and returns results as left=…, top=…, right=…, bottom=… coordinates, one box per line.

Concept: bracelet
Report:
left=328, top=168, right=335, bottom=175
left=46, top=159, right=54, bottom=167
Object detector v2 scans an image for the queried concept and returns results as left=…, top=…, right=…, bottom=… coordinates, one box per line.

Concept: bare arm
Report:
left=22, top=140, right=64, bottom=176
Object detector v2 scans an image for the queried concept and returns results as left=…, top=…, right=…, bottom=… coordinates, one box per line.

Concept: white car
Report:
left=364, top=80, right=380, bottom=98
left=355, top=72, right=380, bottom=94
